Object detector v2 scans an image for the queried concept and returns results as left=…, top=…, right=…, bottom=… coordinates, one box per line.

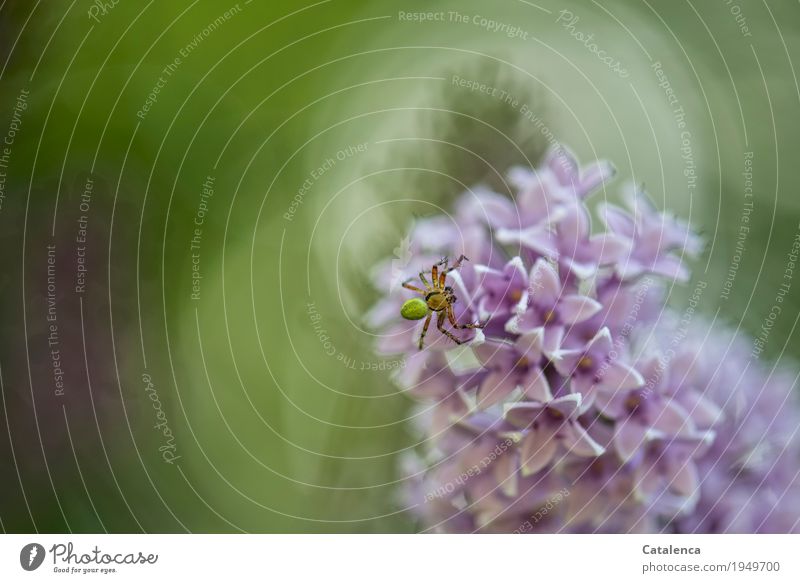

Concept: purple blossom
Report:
left=494, top=146, right=616, bottom=264
left=598, top=187, right=702, bottom=282
left=505, top=257, right=602, bottom=355
left=508, top=144, right=615, bottom=205
left=505, top=394, right=605, bottom=475
left=553, top=327, right=644, bottom=402
left=373, top=145, right=800, bottom=533
left=474, top=257, right=529, bottom=320
left=472, top=333, right=551, bottom=408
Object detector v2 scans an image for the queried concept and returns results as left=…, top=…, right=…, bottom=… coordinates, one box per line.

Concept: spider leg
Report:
left=418, top=313, right=432, bottom=350
left=418, top=261, right=445, bottom=289
left=430, top=256, right=451, bottom=290
left=402, top=279, right=427, bottom=294
left=444, top=254, right=469, bottom=275
left=437, top=310, right=463, bottom=345
left=418, top=270, right=431, bottom=288
left=439, top=254, right=467, bottom=287
left=447, top=305, right=486, bottom=329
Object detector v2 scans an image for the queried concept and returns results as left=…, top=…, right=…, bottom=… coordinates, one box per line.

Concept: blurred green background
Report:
left=0, top=0, right=799, bottom=532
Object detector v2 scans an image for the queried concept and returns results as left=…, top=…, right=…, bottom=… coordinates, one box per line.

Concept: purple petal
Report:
left=503, top=255, right=528, bottom=281
left=505, top=310, right=540, bottom=335
left=552, top=348, right=584, bottom=378
left=504, top=402, right=546, bottom=428
left=578, top=160, right=615, bottom=196
left=507, top=165, right=535, bottom=190
left=542, top=325, right=565, bottom=357
left=411, top=216, right=460, bottom=249
left=476, top=370, right=518, bottom=409
left=615, top=259, right=647, bottom=281
left=559, top=294, right=603, bottom=325
left=548, top=146, right=579, bottom=186
left=585, top=327, right=613, bottom=359
left=590, top=233, right=630, bottom=265
left=670, top=430, right=716, bottom=458
left=467, top=186, right=520, bottom=230
left=599, top=202, right=635, bottom=238
left=497, top=226, right=559, bottom=259
left=593, top=386, right=630, bottom=419
left=667, top=459, right=699, bottom=500
left=520, top=428, right=558, bottom=475
left=529, top=258, right=561, bottom=307
left=614, top=416, right=650, bottom=460
left=652, top=255, right=690, bottom=282
left=476, top=258, right=528, bottom=300
left=597, top=361, right=645, bottom=391
left=507, top=165, right=565, bottom=219
left=473, top=264, right=504, bottom=285
left=680, top=390, right=724, bottom=428
left=549, top=393, right=583, bottom=417
left=561, top=422, right=606, bottom=457
left=648, top=398, right=695, bottom=436
left=493, top=451, right=519, bottom=498
left=570, top=373, right=597, bottom=399
left=513, top=330, right=544, bottom=360
left=472, top=338, right=515, bottom=368
left=377, top=323, right=419, bottom=354
left=557, top=204, right=591, bottom=247
left=518, top=179, right=563, bottom=223
left=634, top=461, right=662, bottom=500
left=561, top=257, right=597, bottom=280
left=565, top=481, right=611, bottom=526
left=393, top=350, right=431, bottom=387
left=520, top=367, right=553, bottom=402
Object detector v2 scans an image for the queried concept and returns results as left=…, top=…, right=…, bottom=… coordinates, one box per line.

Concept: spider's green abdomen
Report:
left=400, top=298, right=428, bottom=320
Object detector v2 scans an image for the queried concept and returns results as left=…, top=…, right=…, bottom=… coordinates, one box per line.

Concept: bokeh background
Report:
left=0, top=0, right=799, bottom=532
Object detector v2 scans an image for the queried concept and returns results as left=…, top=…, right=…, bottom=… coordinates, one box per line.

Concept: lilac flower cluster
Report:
left=369, top=145, right=800, bottom=533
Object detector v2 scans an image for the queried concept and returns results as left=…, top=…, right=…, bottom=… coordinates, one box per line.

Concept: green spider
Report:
left=400, top=255, right=486, bottom=350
